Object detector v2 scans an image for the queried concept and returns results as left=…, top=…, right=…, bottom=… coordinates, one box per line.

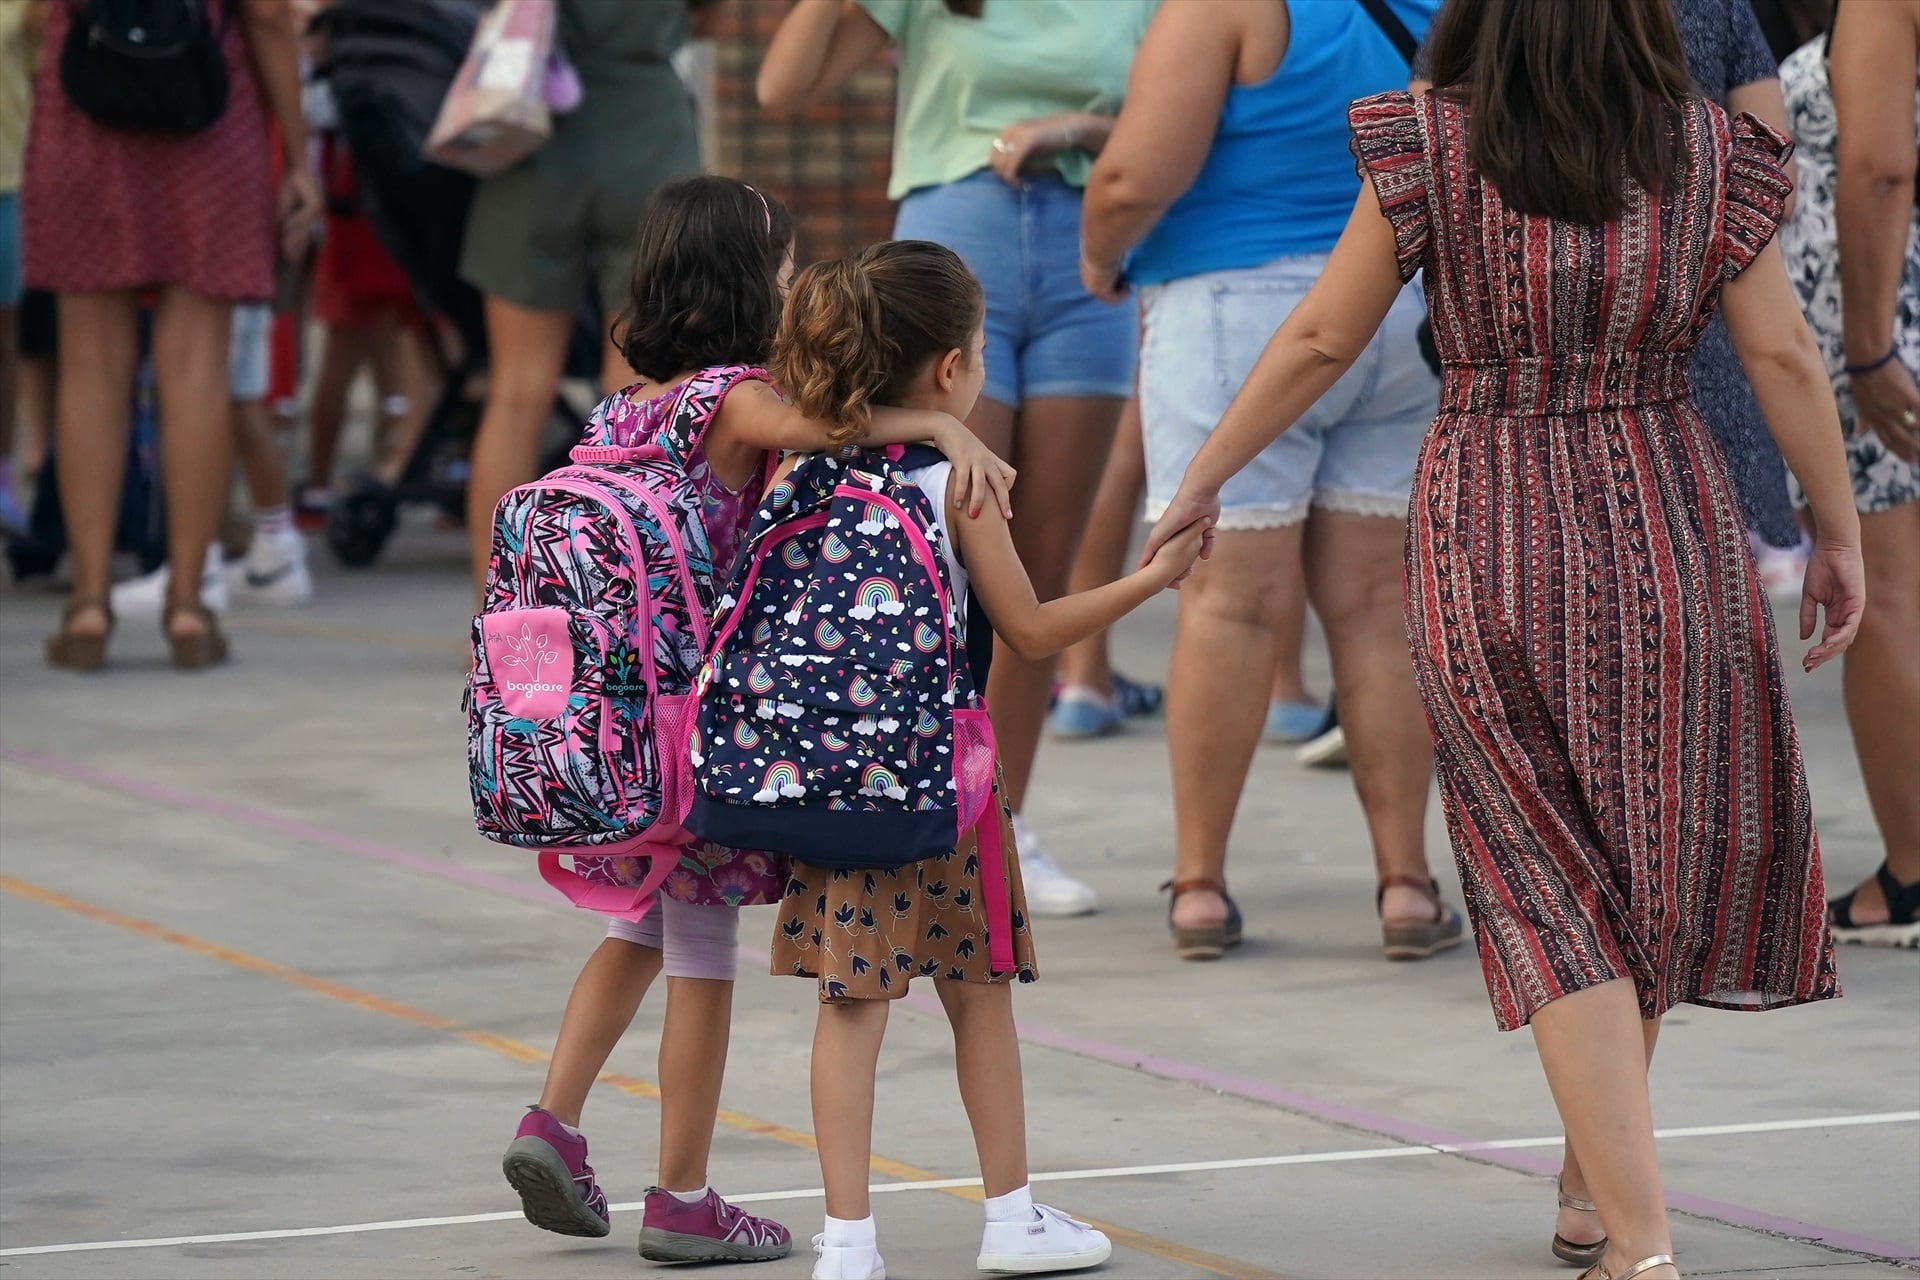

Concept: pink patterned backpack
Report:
left=465, top=368, right=765, bottom=917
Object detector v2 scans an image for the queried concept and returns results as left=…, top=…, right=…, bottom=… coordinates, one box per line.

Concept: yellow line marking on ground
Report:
left=0, top=874, right=1286, bottom=1280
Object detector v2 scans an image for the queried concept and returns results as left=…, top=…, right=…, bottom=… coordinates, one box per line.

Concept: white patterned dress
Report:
left=1779, top=40, right=1920, bottom=515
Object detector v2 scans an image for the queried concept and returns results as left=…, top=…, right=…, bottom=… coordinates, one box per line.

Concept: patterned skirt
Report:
left=1406, top=398, right=1840, bottom=1031
left=770, top=783, right=1038, bottom=1002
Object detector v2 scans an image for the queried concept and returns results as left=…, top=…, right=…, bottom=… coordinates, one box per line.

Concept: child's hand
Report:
left=1144, top=518, right=1211, bottom=588
left=937, top=418, right=1017, bottom=520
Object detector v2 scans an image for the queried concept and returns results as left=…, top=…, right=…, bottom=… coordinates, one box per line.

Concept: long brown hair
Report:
left=771, top=241, right=984, bottom=448
left=1423, top=0, right=1696, bottom=224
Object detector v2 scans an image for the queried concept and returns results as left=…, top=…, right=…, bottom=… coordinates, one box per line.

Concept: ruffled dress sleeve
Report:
left=1348, top=90, right=1432, bottom=284
left=1719, top=110, right=1796, bottom=281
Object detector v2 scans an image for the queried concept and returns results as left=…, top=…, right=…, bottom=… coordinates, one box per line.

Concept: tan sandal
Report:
left=1378, top=874, right=1466, bottom=961
left=1162, top=878, right=1243, bottom=961
left=1581, top=1253, right=1677, bottom=1280
left=45, top=599, right=114, bottom=671
left=1552, top=1179, right=1607, bottom=1266
left=164, top=602, right=229, bottom=671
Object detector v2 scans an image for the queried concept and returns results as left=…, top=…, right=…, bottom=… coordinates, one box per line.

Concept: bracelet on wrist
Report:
left=1843, top=345, right=1898, bottom=376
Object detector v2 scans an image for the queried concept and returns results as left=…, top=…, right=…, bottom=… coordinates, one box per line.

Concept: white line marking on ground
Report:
left=4, top=1111, right=1912, bottom=1258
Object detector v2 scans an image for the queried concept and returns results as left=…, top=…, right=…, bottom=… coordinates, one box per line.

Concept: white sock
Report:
left=822, top=1213, right=876, bottom=1247
left=984, top=1184, right=1036, bottom=1223
left=253, top=505, right=293, bottom=540
left=555, top=1117, right=584, bottom=1139
left=664, top=1185, right=709, bottom=1204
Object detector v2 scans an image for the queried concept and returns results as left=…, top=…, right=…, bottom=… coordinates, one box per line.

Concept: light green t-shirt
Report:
left=858, top=0, right=1157, bottom=201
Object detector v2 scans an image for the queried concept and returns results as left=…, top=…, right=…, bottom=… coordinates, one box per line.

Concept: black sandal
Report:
left=1162, top=878, right=1243, bottom=961
left=1828, top=862, right=1920, bottom=950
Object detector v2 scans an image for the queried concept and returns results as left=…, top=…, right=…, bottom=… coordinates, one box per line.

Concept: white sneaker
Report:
left=977, top=1205, right=1112, bottom=1274
left=110, top=546, right=227, bottom=618
left=229, top=528, right=313, bottom=607
left=1011, top=816, right=1099, bottom=917
left=1296, top=724, right=1348, bottom=769
left=811, top=1235, right=885, bottom=1280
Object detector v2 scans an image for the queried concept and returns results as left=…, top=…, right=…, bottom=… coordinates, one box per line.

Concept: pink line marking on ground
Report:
left=5, top=745, right=1913, bottom=1263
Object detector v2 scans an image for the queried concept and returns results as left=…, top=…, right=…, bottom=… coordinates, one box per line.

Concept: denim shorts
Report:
left=895, top=170, right=1136, bottom=408
left=1141, top=252, right=1437, bottom=528
left=229, top=302, right=272, bottom=401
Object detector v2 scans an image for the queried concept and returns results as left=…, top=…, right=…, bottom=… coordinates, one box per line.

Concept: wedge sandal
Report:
left=1162, top=878, right=1243, bottom=961
left=45, top=599, right=113, bottom=671
left=1378, top=874, right=1466, bottom=961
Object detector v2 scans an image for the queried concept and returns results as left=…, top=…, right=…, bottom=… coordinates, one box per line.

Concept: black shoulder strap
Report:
left=1357, top=0, right=1419, bottom=65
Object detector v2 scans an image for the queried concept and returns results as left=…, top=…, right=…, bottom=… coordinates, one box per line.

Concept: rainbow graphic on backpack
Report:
left=688, top=445, right=1015, bottom=971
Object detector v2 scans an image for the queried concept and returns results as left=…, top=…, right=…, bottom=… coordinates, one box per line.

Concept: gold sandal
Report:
left=1552, top=1179, right=1607, bottom=1266
left=164, top=602, right=229, bottom=671
left=1581, top=1253, right=1677, bottom=1280
left=1162, top=878, right=1243, bottom=961
left=45, top=599, right=113, bottom=671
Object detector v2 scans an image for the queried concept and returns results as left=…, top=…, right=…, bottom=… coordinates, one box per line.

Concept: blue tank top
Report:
left=1127, top=0, right=1440, bottom=287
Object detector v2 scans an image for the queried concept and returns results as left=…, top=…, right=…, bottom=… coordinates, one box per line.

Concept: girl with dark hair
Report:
left=763, top=239, right=1204, bottom=1280
left=499, top=177, right=1013, bottom=1266
left=1145, top=0, right=1864, bottom=1275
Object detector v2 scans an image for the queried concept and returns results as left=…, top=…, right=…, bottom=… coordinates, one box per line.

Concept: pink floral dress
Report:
left=573, top=367, right=786, bottom=908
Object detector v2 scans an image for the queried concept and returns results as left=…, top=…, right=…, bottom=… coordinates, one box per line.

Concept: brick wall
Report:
left=703, top=2, right=899, bottom=262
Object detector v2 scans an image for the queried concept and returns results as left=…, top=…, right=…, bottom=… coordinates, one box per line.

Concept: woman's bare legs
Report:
left=1556, top=1017, right=1663, bottom=1250
left=656, top=976, right=734, bottom=1191
left=1837, top=499, right=1920, bottom=917
left=233, top=394, right=291, bottom=513
left=1055, top=395, right=1145, bottom=697
left=536, top=937, right=663, bottom=1127
left=304, top=323, right=378, bottom=493
left=1531, top=981, right=1677, bottom=1278
left=811, top=999, right=890, bottom=1220
left=150, top=288, right=235, bottom=636
left=466, top=297, right=571, bottom=584
left=1266, top=589, right=1313, bottom=709
left=975, top=394, right=1125, bottom=813
left=936, top=979, right=1029, bottom=1198
left=1304, top=511, right=1439, bottom=923
left=51, top=290, right=140, bottom=633
left=1166, top=526, right=1307, bottom=931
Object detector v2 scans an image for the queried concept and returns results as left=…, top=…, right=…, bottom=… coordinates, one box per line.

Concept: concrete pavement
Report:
left=1, top=516, right=1915, bottom=1279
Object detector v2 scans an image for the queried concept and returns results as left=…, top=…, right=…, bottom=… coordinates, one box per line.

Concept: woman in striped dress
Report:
left=1143, top=0, right=1863, bottom=1276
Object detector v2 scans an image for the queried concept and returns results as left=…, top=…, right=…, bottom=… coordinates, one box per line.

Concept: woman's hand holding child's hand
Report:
left=1144, top=518, right=1212, bottom=589
left=936, top=418, right=1017, bottom=520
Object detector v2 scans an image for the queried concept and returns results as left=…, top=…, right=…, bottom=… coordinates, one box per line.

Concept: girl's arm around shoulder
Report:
left=712, top=378, right=1017, bottom=518
left=949, top=483, right=1210, bottom=662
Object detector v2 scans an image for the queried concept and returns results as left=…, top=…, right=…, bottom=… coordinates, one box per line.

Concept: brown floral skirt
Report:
left=770, top=792, right=1038, bottom=1002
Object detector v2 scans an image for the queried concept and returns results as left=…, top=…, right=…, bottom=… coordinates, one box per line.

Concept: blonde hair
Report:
left=771, top=240, right=984, bottom=448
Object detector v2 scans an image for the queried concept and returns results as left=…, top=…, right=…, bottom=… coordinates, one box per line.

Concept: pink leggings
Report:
left=603, top=898, right=741, bottom=981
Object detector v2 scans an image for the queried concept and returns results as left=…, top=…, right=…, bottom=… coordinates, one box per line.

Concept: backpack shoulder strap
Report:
left=1356, top=0, right=1419, bottom=65
left=656, top=364, right=770, bottom=466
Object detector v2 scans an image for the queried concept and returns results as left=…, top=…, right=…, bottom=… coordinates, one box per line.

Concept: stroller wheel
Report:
left=326, top=487, right=398, bottom=568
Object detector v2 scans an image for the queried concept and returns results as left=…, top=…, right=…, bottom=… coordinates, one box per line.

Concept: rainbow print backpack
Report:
left=688, top=445, right=1015, bottom=971
left=466, top=367, right=765, bottom=918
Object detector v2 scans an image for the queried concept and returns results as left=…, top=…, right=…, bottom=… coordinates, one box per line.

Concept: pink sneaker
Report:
left=638, top=1186, right=793, bottom=1263
left=502, top=1107, right=611, bottom=1238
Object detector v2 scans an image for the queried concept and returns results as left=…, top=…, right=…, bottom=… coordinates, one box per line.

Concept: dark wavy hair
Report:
left=1423, top=0, right=1695, bottom=225
left=614, top=176, right=796, bottom=381
left=771, top=240, right=983, bottom=448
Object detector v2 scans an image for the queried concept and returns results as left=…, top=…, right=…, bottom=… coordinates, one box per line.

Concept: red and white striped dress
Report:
left=1349, top=90, right=1839, bottom=1031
